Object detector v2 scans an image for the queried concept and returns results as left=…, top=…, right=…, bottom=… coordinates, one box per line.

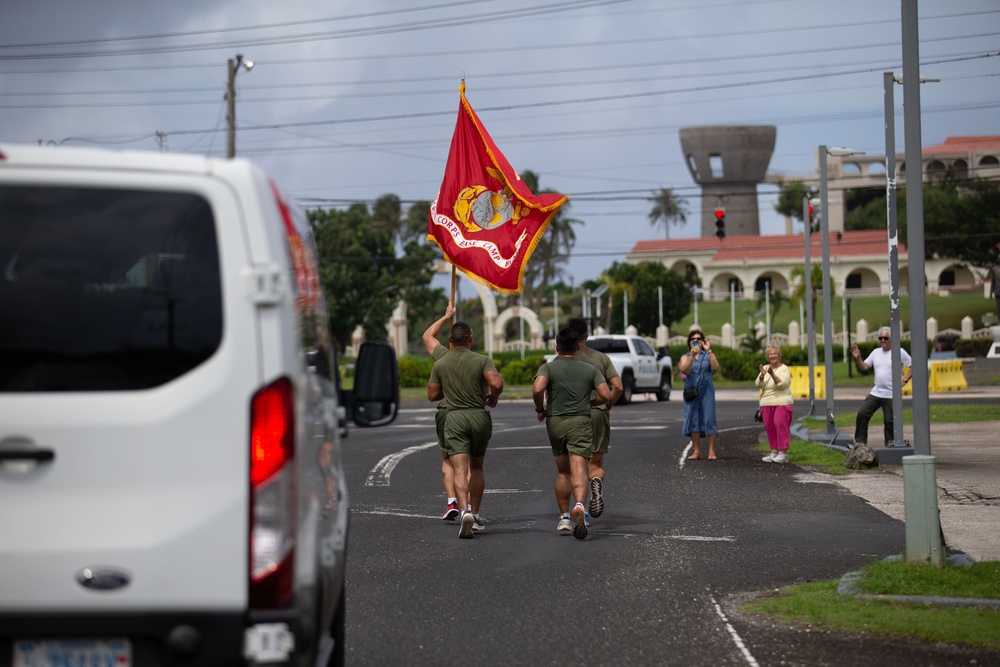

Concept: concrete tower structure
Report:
left=679, top=125, right=776, bottom=238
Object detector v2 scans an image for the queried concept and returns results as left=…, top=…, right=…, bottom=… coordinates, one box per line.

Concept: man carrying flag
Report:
left=428, top=83, right=568, bottom=294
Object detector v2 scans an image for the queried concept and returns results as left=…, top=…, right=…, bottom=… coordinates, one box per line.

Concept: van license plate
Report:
left=13, top=639, right=131, bottom=667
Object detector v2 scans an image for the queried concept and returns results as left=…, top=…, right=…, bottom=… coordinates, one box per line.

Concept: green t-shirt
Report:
left=575, top=345, right=617, bottom=410
left=432, top=343, right=449, bottom=410
left=428, top=348, right=498, bottom=410
left=536, top=357, right=605, bottom=417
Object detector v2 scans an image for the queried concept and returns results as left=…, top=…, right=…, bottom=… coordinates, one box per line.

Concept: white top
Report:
left=864, top=346, right=913, bottom=398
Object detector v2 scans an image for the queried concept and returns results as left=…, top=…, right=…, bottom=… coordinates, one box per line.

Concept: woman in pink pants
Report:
left=756, top=345, right=794, bottom=463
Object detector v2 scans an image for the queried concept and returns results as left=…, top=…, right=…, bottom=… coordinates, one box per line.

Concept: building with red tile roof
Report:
left=627, top=229, right=988, bottom=303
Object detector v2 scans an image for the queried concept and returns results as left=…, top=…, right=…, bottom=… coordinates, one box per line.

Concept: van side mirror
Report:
left=345, top=342, right=399, bottom=427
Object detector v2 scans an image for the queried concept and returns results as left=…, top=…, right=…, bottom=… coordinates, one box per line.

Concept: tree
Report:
left=371, top=194, right=402, bottom=242
left=844, top=195, right=889, bottom=231
left=896, top=175, right=1000, bottom=316
left=773, top=179, right=817, bottom=226
left=519, top=170, right=581, bottom=312
left=594, top=261, right=693, bottom=336
left=647, top=187, right=688, bottom=239
left=789, top=262, right=830, bottom=345
left=309, top=203, right=439, bottom=354
left=756, top=283, right=786, bottom=321
left=401, top=199, right=432, bottom=246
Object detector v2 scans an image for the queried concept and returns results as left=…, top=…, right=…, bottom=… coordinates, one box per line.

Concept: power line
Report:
left=1, top=6, right=994, bottom=63
left=0, top=0, right=631, bottom=60
left=25, top=52, right=997, bottom=147
left=3, top=44, right=991, bottom=99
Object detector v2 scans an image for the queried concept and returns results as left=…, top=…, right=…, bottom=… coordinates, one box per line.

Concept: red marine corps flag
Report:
left=428, top=83, right=567, bottom=294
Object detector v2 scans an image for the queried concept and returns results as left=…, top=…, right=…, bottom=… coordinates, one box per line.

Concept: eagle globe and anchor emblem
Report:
left=453, top=167, right=526, bottom=232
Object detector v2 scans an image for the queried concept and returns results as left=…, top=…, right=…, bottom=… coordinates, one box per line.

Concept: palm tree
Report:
left=756, top=283, right=787, bottom=321
left=520, top=170, right=581, bottom=312
left=371, top=194, right=403, bottom=244
left=790, top=262, right=831, bottom=346
left=596, top=270, right=632, bottom=333
left=647, top=187, right=688, bottom=239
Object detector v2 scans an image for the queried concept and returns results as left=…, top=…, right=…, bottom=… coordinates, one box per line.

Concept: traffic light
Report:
left=808, top=201, right=821, bottom=232
left=714, top=208, right=725, bottom=239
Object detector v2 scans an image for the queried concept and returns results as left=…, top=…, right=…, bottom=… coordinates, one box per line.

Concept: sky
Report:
left=2, top=0, right=998, bottom=299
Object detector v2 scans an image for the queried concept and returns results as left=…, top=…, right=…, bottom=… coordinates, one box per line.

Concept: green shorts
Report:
left=435, top=407, right=447, bottom=452
left=442, top=408, right=492, bottom=458
left=591, top=408, right=611, bottom=454
left=546, top=414, right=593, bottom=459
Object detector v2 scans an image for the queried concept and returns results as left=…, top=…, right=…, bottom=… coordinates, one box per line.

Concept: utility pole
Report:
left=226, top=55, right=253, bottom=159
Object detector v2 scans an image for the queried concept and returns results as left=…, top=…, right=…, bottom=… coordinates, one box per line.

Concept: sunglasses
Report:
left=690, top=338, right=703, bottom=343
left=878, top=336, right=890, bottom=341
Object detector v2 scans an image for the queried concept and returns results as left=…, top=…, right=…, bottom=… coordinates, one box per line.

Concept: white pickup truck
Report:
left=545, top=334, right=673, bottom=405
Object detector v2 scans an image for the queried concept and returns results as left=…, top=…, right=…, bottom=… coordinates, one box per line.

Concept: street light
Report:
left=884, top=70, right=939, bottom=449
left=226, top=54, right=254, bottom=159
left=900, top=0, right=942, bottom=565
left=803, top=196, right=817, bottom=417
left=819, top=145, right=865, bottom=436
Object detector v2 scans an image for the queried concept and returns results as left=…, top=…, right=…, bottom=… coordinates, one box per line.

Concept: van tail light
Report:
left=249, top=377, right=296, bottom=608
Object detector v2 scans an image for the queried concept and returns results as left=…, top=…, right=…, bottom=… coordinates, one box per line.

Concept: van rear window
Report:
left=0, top=186, right=223, bottom=391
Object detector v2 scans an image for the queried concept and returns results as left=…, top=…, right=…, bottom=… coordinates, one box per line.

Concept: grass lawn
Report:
left=742, top=560, right=1000, bottom=650
left=801, top=402, right=1000, bottom=431
left=745, top=401, right=1000, bottom=650
left=670, top=292, right=995, bottom=339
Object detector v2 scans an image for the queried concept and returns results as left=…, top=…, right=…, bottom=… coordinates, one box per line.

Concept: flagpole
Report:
left=450, top=264, right=457, bottom=351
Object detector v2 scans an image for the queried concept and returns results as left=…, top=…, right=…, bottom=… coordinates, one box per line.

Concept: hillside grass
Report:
left=670, top=292, right=995, bottom=339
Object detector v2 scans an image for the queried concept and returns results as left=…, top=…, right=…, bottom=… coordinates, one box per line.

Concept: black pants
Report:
left=854, top=394, right=894, bottom=446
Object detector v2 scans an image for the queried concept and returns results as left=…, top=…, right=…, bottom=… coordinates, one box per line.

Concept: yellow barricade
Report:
left=902, top=371, right=912, bottom=395
left=928, top=360, right=967, bottom=392
left=788, top=366, right=825, bottom=398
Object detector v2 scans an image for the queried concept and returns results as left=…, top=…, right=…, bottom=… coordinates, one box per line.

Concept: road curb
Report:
left=836, top=555, right=1000, bottom=608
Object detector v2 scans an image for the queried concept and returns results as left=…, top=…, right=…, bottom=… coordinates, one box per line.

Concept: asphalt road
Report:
left=341, top=398, right=997, bottom=666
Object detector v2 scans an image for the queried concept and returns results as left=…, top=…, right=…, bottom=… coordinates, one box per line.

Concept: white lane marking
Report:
left=366, top=421, right=551, bottom=488
left=680, top=440, right=694, bottom=468
left=678, top=427, right=745, bottom=469
left=611, top=426, right=667, bottom=430
left=711, top=594, right=760, bottom=666
left=366, top=441, right=438, bottom=487
left=491, top=446, right=550, bottom=451
left=354, top=510, right=442, bottom=519
left=483, top=488, right=544, bottom=494
left=662, top=535, right=736, bottom=542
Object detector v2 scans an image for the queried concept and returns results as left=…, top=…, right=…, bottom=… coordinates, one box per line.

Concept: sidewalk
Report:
left=778, top=384, right=1000, bottom=563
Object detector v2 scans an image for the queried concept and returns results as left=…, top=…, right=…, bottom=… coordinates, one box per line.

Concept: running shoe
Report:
left=557, top=517, right=573, bottom=533
left=773, top=452, right=789, bottom=463
left=588, top=477, right=605, bottom=518
left=459, top=511, right=474, bottom=539
left=442, top=501, right=460, bottom=521
left=585, top=511, right=591, bottom=527
left=472, top=516, right=486, bottom=532
left=762, top=451, right=776, bottom=463
left=571, top=504, right=588, bottom=540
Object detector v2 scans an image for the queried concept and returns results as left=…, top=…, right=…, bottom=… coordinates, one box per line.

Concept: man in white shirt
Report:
left=850, top=326, right=913, bottom=447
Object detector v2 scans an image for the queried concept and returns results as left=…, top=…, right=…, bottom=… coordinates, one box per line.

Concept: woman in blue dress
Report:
left=678, top=329, right=721, bottom=460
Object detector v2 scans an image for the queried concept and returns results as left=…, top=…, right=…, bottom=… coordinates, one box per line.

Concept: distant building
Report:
left=679, top=125, right=776, bottom=237
left=767, top=135, right=1000, bottom=234
left=626, top=229, right=988, bottom=302
left=632, top=136, right=998, bottom=302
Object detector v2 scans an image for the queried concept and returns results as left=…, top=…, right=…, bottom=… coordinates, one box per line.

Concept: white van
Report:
left=0, top=144, right=398, bottom=666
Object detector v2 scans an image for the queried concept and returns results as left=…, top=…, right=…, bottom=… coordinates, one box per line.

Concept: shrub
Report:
left=956, top=337, right=995, bottom=357
left=398, top=356, right=434, bottom=388
left=499, top=357, right=545, bottom=385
